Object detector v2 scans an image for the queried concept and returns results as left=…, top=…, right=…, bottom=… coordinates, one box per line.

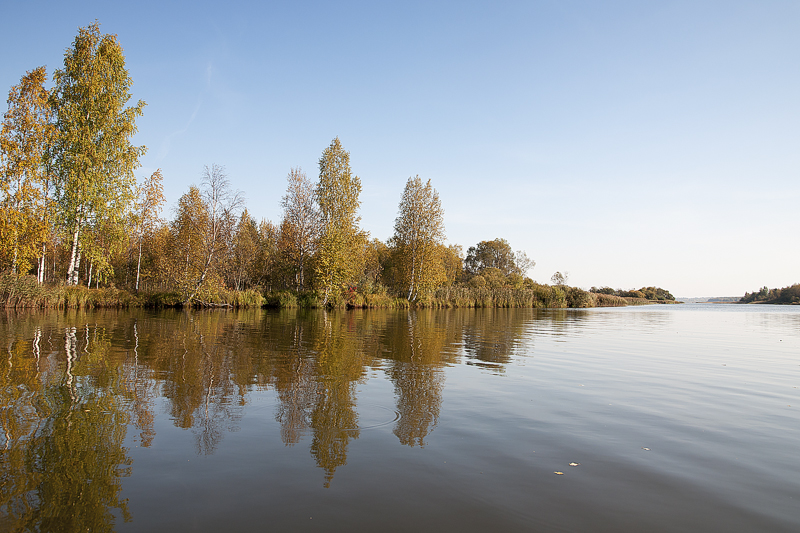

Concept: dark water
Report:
left=1, top=305, right=798, bottom=532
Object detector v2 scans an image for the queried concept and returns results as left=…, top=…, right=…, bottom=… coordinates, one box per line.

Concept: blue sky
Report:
left=2, top=0, right=798, bottom=297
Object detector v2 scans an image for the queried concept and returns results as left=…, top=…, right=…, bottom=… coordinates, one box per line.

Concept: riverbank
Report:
left=0, top=274, right=677, bottom=310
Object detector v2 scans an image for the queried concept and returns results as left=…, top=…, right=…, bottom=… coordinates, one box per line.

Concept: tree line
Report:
left=739, top=284, right=800, bottom=304
left=590, top=286, right=676, bottom=301
left=0, top=22, right=544, bottom=307
left=1, top=22, right=675, bottom=309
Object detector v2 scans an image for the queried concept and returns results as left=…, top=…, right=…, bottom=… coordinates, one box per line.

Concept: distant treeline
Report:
left=739, top=284, right=800, bottom=305
left=589, top=286, right=676, bottom=301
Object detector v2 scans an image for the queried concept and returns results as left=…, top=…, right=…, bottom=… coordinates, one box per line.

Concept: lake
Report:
left=1, top=305, right=798, bottom=532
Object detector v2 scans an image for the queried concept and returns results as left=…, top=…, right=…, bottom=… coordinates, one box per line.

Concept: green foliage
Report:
left=391, top=176, right=446, bottom=301
left=265, top=290, right=299, bottom=308
left=590, top=286, right=675, bottom=301
left=740, top=284, right=800, bottom=304
left=50, top=22, right=145, bottom=285
left=465, top=238, right=516, bottom=276
left=594, top=293, right=629, bottom=307
left=140, top=291, right=184, bottom=308
left=0, top=66, right=54, bottom=275
left=1, top=30, right=674, bottom=308
left=314, top=138, right=365, bottom=305
left=565, top=286, right=596, bottom=308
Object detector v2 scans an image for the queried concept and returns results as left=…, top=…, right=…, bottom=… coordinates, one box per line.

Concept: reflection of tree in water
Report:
left=271, top=313, right=317, bottom=445
left=383, top=311, right=454, bottom=447
left=308, top=311, right=369, bottom=487
left=460, top=309, right=531, bottom=372
left=149, top=312, right=245, bottom=455
left=123, top=320, right=156, bottom=447
left=0, top=318, right=133, bottom=532
left=2, top=307, right=554, bottom=506
left=266, top=310, right=373, bottom=487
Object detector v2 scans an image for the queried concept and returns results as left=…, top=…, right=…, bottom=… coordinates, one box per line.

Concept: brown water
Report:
left=1, top=305, right=798, bottom=532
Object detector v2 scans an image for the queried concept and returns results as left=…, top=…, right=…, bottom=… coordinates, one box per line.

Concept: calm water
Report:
left=1, top=305, right=798, bottom=532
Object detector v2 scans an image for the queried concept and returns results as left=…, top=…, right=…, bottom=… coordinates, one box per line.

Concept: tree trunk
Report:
left=37, top=244, right=46, bottom=285
left=135, top=237, right=143, bottom=292
left=11, top=234, right=18, bottom=275
left=67, top=226, right=81, bottom=285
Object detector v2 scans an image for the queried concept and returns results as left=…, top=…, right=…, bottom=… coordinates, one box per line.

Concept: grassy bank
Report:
left=0, top=274, right=139, bottom=309
left=1, top=274, right=667, bottom=310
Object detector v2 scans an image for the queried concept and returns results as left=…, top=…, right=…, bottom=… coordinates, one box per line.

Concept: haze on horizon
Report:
left=2, top=0, right=797, bottom=298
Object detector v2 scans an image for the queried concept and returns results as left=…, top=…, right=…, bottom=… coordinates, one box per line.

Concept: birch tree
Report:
left=169, top=186, right=207, bottom=299
left=391, top=176, right=446, bottom=301
left=0, top=67, right=55, bottom=277
left=227, top=209, right=259, bottom=291
left=133, top=169, right=165, bottom=291
left=314, top=138, right=364, bottom=305
left=49, top=22, right=146, bottom=285
left=278, top=167, right=319, bottom=290
left=171, top=165, right=242, bottom=304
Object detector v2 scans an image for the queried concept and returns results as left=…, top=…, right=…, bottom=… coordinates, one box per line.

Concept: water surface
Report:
left=1, top=305, right=798, bottom=531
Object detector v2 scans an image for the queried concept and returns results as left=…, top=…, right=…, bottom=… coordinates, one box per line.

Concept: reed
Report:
left=265, top=291, right=299, bottom=308
left=594, top=293, right=629, bottom=307
left=228, top=288, right=266, bottom=308
left=622, top=297, right=652, bottom=306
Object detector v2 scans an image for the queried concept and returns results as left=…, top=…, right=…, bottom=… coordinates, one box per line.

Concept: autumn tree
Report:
left=361, top=238, right=388, bottom=292
left=465, top=238, right=515, bottom=276
left=133, top=169, right=165, bottom=291
left=314, top=138, right=365, bottom=305
left=254, top=219, right=280, bottom=291
left=227, top=209, right=259, bottom=291
left=441, top=244, right=464, bottom=286
left=391, top=176, right=446, bottom=301
left=168, top=186, right=207, bottom=298
left=0, top=67, right=55, bottom=277
left=49, top=22, right=146, bottom=285
left=171, top=165, right=242, bottom=303
left=83, top=215, right=128, bottom=287
left=465, top=238, right=534, bottom=277
left=278, top=167, right=319, bottom=291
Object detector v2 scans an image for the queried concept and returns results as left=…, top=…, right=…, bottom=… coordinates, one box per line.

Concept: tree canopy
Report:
left=49, top=22, right=145, bottom=285
left=391, top=176, right=446, bottom=301
left=314, top=138, right=365, bottom=305
left=0, top=66, right=54, bottom=275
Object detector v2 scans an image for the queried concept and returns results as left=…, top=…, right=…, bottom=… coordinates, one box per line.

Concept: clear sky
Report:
left=2, top=0, right=798, bottom=297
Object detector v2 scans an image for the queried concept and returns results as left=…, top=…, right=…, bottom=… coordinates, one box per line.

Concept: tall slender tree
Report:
left=0, top=67, right=55, bottom=277
left=170, top=165, right=242, bottom=304
left=391, top=176, right=446, bottom=301
left=227, top=209, right=259, bottom=291
left=133, top=169, right=165, bottom=291
left=168, top=186, right=207, bottom=299
left=49, top=22, right=146, bottom=285
left=279, top=167, right=319, bottom=290
left=314, top=138, right=364, bottom=305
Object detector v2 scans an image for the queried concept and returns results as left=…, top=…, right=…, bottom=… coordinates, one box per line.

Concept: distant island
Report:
left=678, top=297, right=740, bottom=303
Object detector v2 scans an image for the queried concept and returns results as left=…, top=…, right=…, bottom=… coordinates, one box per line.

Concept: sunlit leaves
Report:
left=391, top=176, right=446, bottom=301
left=0, top=66, right=55, bottom=275
left=314, top=138, right=365, bottom=305
left=49, top=22, right=145, bottom=285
